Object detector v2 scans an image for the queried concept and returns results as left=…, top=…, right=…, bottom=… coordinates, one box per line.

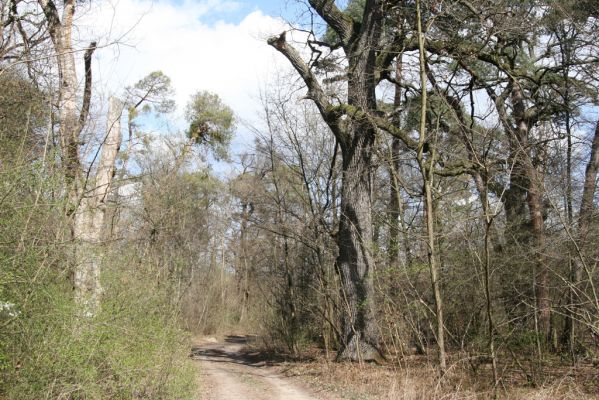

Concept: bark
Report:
left=73, top=97, right=122, bottom=317
left=510, top=81, right=550, bottom=341
left=503, top=163, right=529, bottom=245
left=79, top=41, right=97, bottom=128
left=39, top=0, right=83, bottom=204
left=565, top=121, right=599, bottom=351
left=578, top=121, right=599, bottom=237
left=336, top=125, right=381, bottom=361
left=269, top=0, right=384, bottom=362
left=39, top=0, right=113, bottom=317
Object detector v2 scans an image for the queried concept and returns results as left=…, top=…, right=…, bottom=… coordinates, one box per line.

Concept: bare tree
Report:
left=73, top=97, right=122, bottom=316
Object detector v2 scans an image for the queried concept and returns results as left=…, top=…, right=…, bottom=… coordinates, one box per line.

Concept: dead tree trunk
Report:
left=38, top=0, right=112, bottom=317
left=38, top=0, right=95, bottom=210
left=73, top=97, right=122, bottom=317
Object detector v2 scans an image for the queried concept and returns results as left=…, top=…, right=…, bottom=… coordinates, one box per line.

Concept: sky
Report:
left=76, top=0, right=309, bottom=170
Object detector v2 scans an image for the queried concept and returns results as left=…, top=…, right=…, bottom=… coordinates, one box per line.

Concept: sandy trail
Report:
left=191, top=335, right=322, bottom=400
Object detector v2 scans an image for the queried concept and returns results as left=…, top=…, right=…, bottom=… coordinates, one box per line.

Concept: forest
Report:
left=1, top=0, right=598, bottom=399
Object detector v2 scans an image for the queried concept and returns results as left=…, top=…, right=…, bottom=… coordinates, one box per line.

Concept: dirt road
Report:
left=191, top=335, right=327, bottom=400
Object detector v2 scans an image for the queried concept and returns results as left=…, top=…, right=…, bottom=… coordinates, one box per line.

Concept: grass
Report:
left=270, top=346, right=599, bottom=400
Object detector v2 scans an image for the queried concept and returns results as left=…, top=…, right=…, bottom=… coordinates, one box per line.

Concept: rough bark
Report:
left=336, top=124, right=380, bottom=361
left=510, top=80, right=550, bottom=341
left=269, top=0, right=384, bottom=362
left=578, top=121, right=599, bottom=237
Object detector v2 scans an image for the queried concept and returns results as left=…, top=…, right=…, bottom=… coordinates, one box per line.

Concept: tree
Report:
left=185, top=91, right=235, bottom=161
left=73, top=97, right=122, bottom=316
left=34, top=0, right=111, bottom=317
left=268, top=1, right=391, bottom=362
left=414, top=0, right=446, bottom=372
left=37, top=0, right=96, bottom=210
left=125, top=70, right=176, bottom=143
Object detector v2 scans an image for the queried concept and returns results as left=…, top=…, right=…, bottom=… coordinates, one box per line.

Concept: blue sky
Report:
left=200, top=0, right=293, bottom=24
left=158, top=0, right=306, bottom=26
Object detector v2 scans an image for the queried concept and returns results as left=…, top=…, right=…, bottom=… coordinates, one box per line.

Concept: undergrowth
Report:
left=0, top=161, right=196, bottom=399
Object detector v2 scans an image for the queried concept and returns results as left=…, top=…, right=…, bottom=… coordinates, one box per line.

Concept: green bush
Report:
left=1, top=256, right=195, bottom=399
left=0, top=158, right=195, bottom=399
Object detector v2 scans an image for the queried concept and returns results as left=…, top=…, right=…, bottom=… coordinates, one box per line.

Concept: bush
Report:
left=1, top=254, right=195, bottom=399
left=0, top=157, right=195, bottom=399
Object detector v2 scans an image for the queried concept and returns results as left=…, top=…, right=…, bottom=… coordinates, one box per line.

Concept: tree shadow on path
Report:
left=190, top=335, right=310, bottom=368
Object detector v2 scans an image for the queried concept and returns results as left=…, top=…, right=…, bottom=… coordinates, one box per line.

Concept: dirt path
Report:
left=191, top=335, right=326, bottom=400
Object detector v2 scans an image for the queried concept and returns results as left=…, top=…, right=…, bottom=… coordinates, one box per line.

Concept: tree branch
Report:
left=37, top=0, right=60, bottom=41
left=308, top=0, right=353, bottom=45
left=328, top=104, right=418, bottom=150
left=79, top=41, right=97, bottom=128
left=268, top=32, right=348, bottom=144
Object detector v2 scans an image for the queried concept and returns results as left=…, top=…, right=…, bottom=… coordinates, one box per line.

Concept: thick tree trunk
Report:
left=335, top=3, right=385, bottom=360
left=39, top=0, right=85, bottom=208
left=578, top=121, right=599, bottom=237
left=39, top=0, right=108, bottom=316
left=336, top=123, right=381, bottom=362
left=503, top=164, right=529, bottom=244
left=73, top=97, right=122, bottom=317
left=268, top=0, right=384, bottom=362
left=510, top=81, right=550, bottom=342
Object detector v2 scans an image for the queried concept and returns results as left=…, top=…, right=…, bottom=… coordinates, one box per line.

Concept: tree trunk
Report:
left=268, top=0, right=385, bottom=362
left=39, top=0, right=107, bottom=316
left=73, top=97, right=122, bottom=317
left=415, top=0, right=446, bottom=372
left=39, top=0, right=87, bottom=209
left=336, top=123, right=381, bottom=361
left=578, top=121, right=599, bottom=237
left=510, top=81, right=550, bottom=342
left=335, top=1, right=385, bottom=360
left=564, top=121, right=599, bottom=352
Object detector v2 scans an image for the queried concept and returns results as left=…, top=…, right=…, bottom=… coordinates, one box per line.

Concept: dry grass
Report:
left=272, top=348, right=599, bottom=400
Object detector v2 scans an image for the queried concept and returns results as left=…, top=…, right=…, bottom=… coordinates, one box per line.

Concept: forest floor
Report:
left=191, top=335, right=339, bottom=400
left=191, top=335, right=599, bottom=400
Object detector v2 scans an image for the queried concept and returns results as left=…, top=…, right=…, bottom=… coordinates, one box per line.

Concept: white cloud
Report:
left=77, top=0, right=289, bottom=137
